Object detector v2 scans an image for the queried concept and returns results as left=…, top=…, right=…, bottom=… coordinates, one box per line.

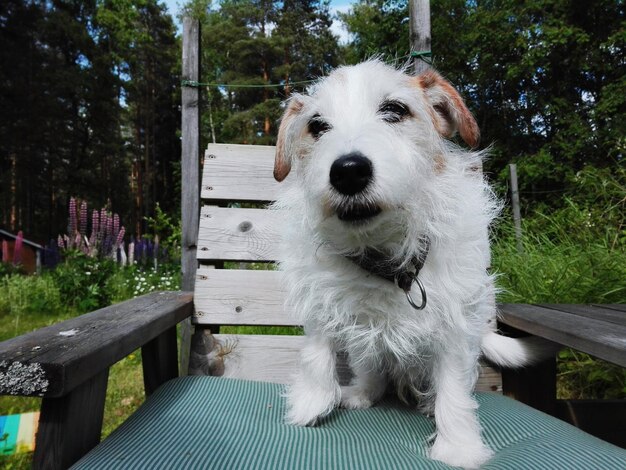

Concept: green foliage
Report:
left=0, top=263, right=26, bottom=278
left=49, top=252, right=119, bottom=312
left=557, top=349, right=625, bottom=400
left=339, top=0, right=410, bottom=63
left=107, top=264, right=180, bottom=302
left=0, top=275, right=62, bottom=338
left=189, top=0, right=340, bottom=145
left=144, top=202, right=182, bottom=257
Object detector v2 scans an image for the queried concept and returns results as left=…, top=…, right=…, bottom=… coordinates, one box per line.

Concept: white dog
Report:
left=273, top=60, right=546, bottom=469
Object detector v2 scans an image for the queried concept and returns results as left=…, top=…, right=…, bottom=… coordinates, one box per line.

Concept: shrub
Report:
left=49, top=251, right=118, bottom=312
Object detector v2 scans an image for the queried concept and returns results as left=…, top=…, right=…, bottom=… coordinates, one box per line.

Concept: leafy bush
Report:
left=49, top=251, right=119, bottom=312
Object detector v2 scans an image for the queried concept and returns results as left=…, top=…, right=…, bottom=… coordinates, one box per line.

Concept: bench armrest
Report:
left=0, top=290, right=193, bottom=398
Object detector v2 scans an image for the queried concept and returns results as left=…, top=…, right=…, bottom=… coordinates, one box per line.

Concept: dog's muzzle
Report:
left=330, top=152, right=381, bottom=222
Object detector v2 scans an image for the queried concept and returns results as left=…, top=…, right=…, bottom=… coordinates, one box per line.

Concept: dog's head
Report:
left=274, top=60, right=480, bottom=248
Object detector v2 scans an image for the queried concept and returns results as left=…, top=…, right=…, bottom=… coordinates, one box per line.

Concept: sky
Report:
left=161, top=0, right=354, bottom=43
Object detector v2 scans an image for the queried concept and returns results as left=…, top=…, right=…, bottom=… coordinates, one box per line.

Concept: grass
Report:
left=492, top=217, right=626, bottom=400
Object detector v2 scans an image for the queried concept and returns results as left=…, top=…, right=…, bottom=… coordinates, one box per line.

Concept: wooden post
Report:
left=33, top=369, right=109, bottom=469
left=142, top=326, right=179, bottom=396
left=509, top=163, right=523, bottom=253
left=409, top=0, right=431, bottom=75
left=180, top=17, right=201, bottom=375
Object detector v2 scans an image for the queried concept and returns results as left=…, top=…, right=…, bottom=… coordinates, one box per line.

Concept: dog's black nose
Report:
left=330, top=152, right=373, bottom=195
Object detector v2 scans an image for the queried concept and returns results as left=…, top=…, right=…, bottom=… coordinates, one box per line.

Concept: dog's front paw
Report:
left=285, top=383, right=339, bottom=426
left=340, top=386, right=374, bottom=409
left=429, top=436, right=493, bottom=469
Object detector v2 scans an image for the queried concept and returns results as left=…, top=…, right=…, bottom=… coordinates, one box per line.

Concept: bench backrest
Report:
left=192, top=143, right=501, bottom=391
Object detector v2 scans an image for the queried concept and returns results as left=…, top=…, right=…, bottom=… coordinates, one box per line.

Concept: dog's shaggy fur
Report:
left=273, top=60, right=546, bottom=469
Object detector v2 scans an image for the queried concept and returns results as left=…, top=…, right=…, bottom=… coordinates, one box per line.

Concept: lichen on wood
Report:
left=0, top=360, right=49, bottom=396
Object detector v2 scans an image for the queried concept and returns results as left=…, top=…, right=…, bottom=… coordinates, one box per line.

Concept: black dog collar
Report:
left=345, top=237, right=430, bottom=310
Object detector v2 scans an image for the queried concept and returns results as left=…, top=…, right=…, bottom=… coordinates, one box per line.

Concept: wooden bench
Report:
left=0, top=144, right=624, bottom=469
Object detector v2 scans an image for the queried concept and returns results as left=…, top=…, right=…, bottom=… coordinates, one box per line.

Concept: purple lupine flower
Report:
left=58, top=235, right=65, bottom=250
left=90, top=209, right=99, bottom=246
left=1, top=239, right=9, bottom=263
left=79, top=201, right=87, bottom=237
left=113, top=214, right=120, bottom=239
left=69, top=198, right=77, bottom=239
left=13, top=230, right=23, bottom=265
left=98, top=208, right=107, bottom=246
left=114, top=226, right=125, bottom=250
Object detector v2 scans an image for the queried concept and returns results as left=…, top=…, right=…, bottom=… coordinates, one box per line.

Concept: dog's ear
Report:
left=417, top=70, right=480, bottom=149
left=274, top=98, right=304, bottom=182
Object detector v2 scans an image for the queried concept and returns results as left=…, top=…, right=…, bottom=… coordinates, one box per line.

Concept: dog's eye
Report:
left=379, top=100, right=411, bottom=123
left=308, top=115, right=331, bottom=139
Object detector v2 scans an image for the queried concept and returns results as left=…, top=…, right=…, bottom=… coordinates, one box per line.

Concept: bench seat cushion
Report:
left=73, top=376, right=626, bottom=469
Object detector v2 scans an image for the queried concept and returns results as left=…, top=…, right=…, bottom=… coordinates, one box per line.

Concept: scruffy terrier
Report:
left=273, top=60, right=547, bottom=469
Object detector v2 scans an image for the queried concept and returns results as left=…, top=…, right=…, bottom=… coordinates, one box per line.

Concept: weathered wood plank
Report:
left=209, top=334, right=500, bottom=391
left=194, top=269, right=296, bottom=326
left=540, top=304, right=626, bottom=327
left=212, top=334, right=301, bottom=384
left=197, top=206, right=282, bottom=261
left=0, top=291, right=193, bottom=397
left=180, top=17, right=202, bottom=375
left=33, top=368, right=109, bottom=470
left=498, top=303, right=626, bottom=367
left=595, top=304, right=626, bottom=313
left=202, top=144, right=280, bottom=202
left=142, top=326, right=179, bottom=396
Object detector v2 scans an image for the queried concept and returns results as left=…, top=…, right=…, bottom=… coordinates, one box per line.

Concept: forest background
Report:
left=1, top=0, right=623, bottom=243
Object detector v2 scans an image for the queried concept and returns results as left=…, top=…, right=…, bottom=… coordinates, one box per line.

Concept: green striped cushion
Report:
left=73, top=376, right=626, bottom=469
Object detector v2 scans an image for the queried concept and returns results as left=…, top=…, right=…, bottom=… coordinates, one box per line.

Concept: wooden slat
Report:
left=211, top=334, right=500, bottom=392
left=194, top=269, right=295, bottom=326
left=477, top=364, right=503, bottom=393
left=197, top=206, right=281, bottom=261
left=213, top=334, right=301, bottom=384
left=540, top=304, right=626, bottom=327
left=202, top=144, right=279, bottom=202
left=498, top=303, right=626, bottom=367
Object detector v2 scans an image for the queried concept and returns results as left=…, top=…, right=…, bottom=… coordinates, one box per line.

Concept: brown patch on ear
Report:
left=274, top=99, right=304, bottom=182
left=416, top=70, right=480, bottom=149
